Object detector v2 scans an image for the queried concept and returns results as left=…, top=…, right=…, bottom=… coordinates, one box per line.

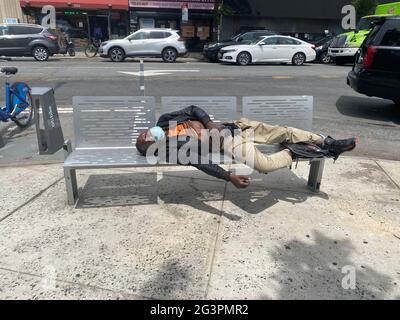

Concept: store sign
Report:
left=3, top=18, right=18, bottom=24
left=129, top=0, right=214, bottom=10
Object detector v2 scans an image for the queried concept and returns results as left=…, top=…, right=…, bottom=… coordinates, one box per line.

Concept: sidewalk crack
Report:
left=375, top=161, right=400, bottom=191
left=203, top=181, right=229, bottom=299
left=0, top=177, right=63, bottom=223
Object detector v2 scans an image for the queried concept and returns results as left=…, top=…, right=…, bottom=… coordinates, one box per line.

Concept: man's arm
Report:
left=191, top=163, right=250, bottom=189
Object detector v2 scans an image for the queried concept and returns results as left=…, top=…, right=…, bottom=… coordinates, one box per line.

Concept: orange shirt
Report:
left=167, top=121, right=204, bottom=140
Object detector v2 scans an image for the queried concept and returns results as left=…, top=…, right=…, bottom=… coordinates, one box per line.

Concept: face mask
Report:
left=149, top=126, right=165, bottom=142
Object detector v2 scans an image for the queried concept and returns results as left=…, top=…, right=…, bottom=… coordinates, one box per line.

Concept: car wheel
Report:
left=292, top=52, right=306, bottom=66
left=110, top=47, right=125, bottom=62
left=237, top=52, right=251, bottom=66
left=162, top=47, right=178, bottom=63
left=32, top=46, right=49, bottom=61
left=320, top=52, right=332, bottom=64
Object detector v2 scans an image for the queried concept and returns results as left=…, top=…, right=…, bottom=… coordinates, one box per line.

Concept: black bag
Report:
left=282, top=142, right=330, bottom=159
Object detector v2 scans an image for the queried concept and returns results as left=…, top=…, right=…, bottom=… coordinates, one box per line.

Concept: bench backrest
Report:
left=161, top=97, right=237, bottom=123
left=242, top=96, right=313, bottom=131
left=72, top=96, right=156, bottom=149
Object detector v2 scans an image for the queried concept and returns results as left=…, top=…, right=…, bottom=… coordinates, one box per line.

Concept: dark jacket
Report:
left=156, top=106, right=232, bottom=182
left=157, top=105, right=212, bottom=129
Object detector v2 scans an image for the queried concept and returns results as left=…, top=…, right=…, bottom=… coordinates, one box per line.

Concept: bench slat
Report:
left=161, top=96, right=237, bottom=123
left=242, top=96, right=313, bottom=132
left=73, top=96, right=156, bottom=149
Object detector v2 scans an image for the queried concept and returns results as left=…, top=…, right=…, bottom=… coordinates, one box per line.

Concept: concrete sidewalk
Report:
left=0, top=156, right=399, bottom=300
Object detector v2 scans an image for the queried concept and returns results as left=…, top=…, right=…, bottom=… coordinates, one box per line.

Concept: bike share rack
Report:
left=32, top=87, right=64, bottom=155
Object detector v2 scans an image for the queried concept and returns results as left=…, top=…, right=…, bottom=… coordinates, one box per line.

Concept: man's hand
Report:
left=229, top=174, right=250, bottom=189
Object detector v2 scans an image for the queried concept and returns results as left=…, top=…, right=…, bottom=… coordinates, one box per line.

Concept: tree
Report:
left=352, top=0, right=378, bottom=20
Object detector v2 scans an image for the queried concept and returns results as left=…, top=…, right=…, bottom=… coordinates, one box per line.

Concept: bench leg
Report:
left=64, top=168, right=78, bottom=205
left=308, top=159, right=325, bottom=192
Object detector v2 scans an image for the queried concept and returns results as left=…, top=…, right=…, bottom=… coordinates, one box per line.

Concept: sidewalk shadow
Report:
left=75, top=170, right=327, bottom=221
left=336, top=96, right=400, bottom=124
left=259, top=231, right=395, bottom=299
left=138, top=258, right=193, bottom=300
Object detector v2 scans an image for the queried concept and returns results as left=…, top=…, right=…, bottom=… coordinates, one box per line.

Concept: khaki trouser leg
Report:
left=224, top=118, right=323, bottom=174
left=233, top=118, right=323, bottom=145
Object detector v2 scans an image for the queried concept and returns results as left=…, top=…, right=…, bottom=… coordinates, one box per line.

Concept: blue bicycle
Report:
left=0, top=67, right=33, bottom=128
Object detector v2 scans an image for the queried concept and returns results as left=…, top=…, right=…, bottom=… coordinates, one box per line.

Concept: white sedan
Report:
left=219, top=35, right=316, bottom=66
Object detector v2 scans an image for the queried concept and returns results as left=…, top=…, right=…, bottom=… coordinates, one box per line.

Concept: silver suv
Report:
left=99, top=28, right=187, bottom=63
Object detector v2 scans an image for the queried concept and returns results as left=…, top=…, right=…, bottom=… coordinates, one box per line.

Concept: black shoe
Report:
left=282, top=142, right=329, bottom=160
left=324, top=136, right=358, bottom=160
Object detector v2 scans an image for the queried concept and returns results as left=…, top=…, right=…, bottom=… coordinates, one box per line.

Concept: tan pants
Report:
left=223, top=118, right=323, bottom=174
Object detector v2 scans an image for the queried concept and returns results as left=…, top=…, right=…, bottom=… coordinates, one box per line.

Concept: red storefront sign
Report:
left=129, top=0, right=215, bottom=10
left=20, top=0, right=129, bottom=10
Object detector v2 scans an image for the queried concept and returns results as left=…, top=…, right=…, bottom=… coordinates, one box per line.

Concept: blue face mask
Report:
left=149, top=126, right=165, bottom=142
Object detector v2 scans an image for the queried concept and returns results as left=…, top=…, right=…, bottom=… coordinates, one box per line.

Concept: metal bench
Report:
left=63, top=96, right=156, bottom=205
left=242, top=96, right=324, bottom=192
left=64, top=95, right=324, bottom=205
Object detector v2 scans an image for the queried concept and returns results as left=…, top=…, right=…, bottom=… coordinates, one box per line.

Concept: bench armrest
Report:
left=63, top=139, right=73, bottom=160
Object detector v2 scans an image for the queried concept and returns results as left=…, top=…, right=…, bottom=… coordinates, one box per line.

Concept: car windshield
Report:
left=249, top=36, right=266, bottom=45
left=230, top=33, right=243, bottom=41
left=356, top=17, right=375, bottom=31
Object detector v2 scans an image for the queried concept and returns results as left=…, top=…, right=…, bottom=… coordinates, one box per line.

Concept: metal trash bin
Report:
left=32, top=87, right=64, bottom=155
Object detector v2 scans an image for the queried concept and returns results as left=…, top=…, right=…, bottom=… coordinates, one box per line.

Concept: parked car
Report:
left=219, top=35, right=316, bottom=66
left=313, top=36, right=334, bottom=64
left=347, top=16, right=400, bottom=106
left=203, top=30, right=276, bottom=62
left=0, top=23, right=60, bottom=61
left=99, top=28, right=187, bottom=63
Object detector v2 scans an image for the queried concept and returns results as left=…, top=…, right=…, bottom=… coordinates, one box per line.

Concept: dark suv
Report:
left=203, top=30, right=276, bottom=62
left=0, top=24, right=60, bottom=61
left=347, top=17, right=400, bottom=106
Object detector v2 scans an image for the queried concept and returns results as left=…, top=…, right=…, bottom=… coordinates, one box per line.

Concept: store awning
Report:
left=20, top=0, right=128, bottom=10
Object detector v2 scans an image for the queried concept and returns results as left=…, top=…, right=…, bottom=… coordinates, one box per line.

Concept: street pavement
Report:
left=0, top=56, right=399, bottom=300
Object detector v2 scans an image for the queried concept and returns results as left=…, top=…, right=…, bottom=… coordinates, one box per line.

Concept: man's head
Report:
left=136, top=126, right=166, bottom=156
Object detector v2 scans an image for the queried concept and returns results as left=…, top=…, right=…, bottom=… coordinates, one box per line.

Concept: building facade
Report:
left=128, top=0, right=216, bottom=51
left=0, top=0, right=26, bottom=23
left=19, top=0, right=129, bottom=46
left=220, top=0, right=395, bottom=42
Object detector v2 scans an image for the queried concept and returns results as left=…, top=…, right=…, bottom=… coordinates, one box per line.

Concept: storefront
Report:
left=19, top=0, right=129, bottom=47
left=128, top=0, right=216, bottom=51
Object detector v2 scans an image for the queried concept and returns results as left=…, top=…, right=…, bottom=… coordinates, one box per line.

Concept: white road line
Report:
left=118, top=69, right=200, bottom=77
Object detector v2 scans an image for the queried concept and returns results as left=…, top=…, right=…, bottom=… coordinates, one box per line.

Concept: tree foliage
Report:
left=352, top=0, right=379, bottom=20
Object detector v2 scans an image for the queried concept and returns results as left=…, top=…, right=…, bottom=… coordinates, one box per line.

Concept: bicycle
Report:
left=0, top=67, right=33, bottom=128
left=84, top=39, right=101, bottom=58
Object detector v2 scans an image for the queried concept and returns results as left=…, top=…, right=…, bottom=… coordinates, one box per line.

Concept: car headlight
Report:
left=223, top=49, right=237, bottom=53
left=316, top=46, right=323, bottom=50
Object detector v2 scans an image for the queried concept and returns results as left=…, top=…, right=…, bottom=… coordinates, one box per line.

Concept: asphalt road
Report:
left=0, top=56, right=399, bottom=164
